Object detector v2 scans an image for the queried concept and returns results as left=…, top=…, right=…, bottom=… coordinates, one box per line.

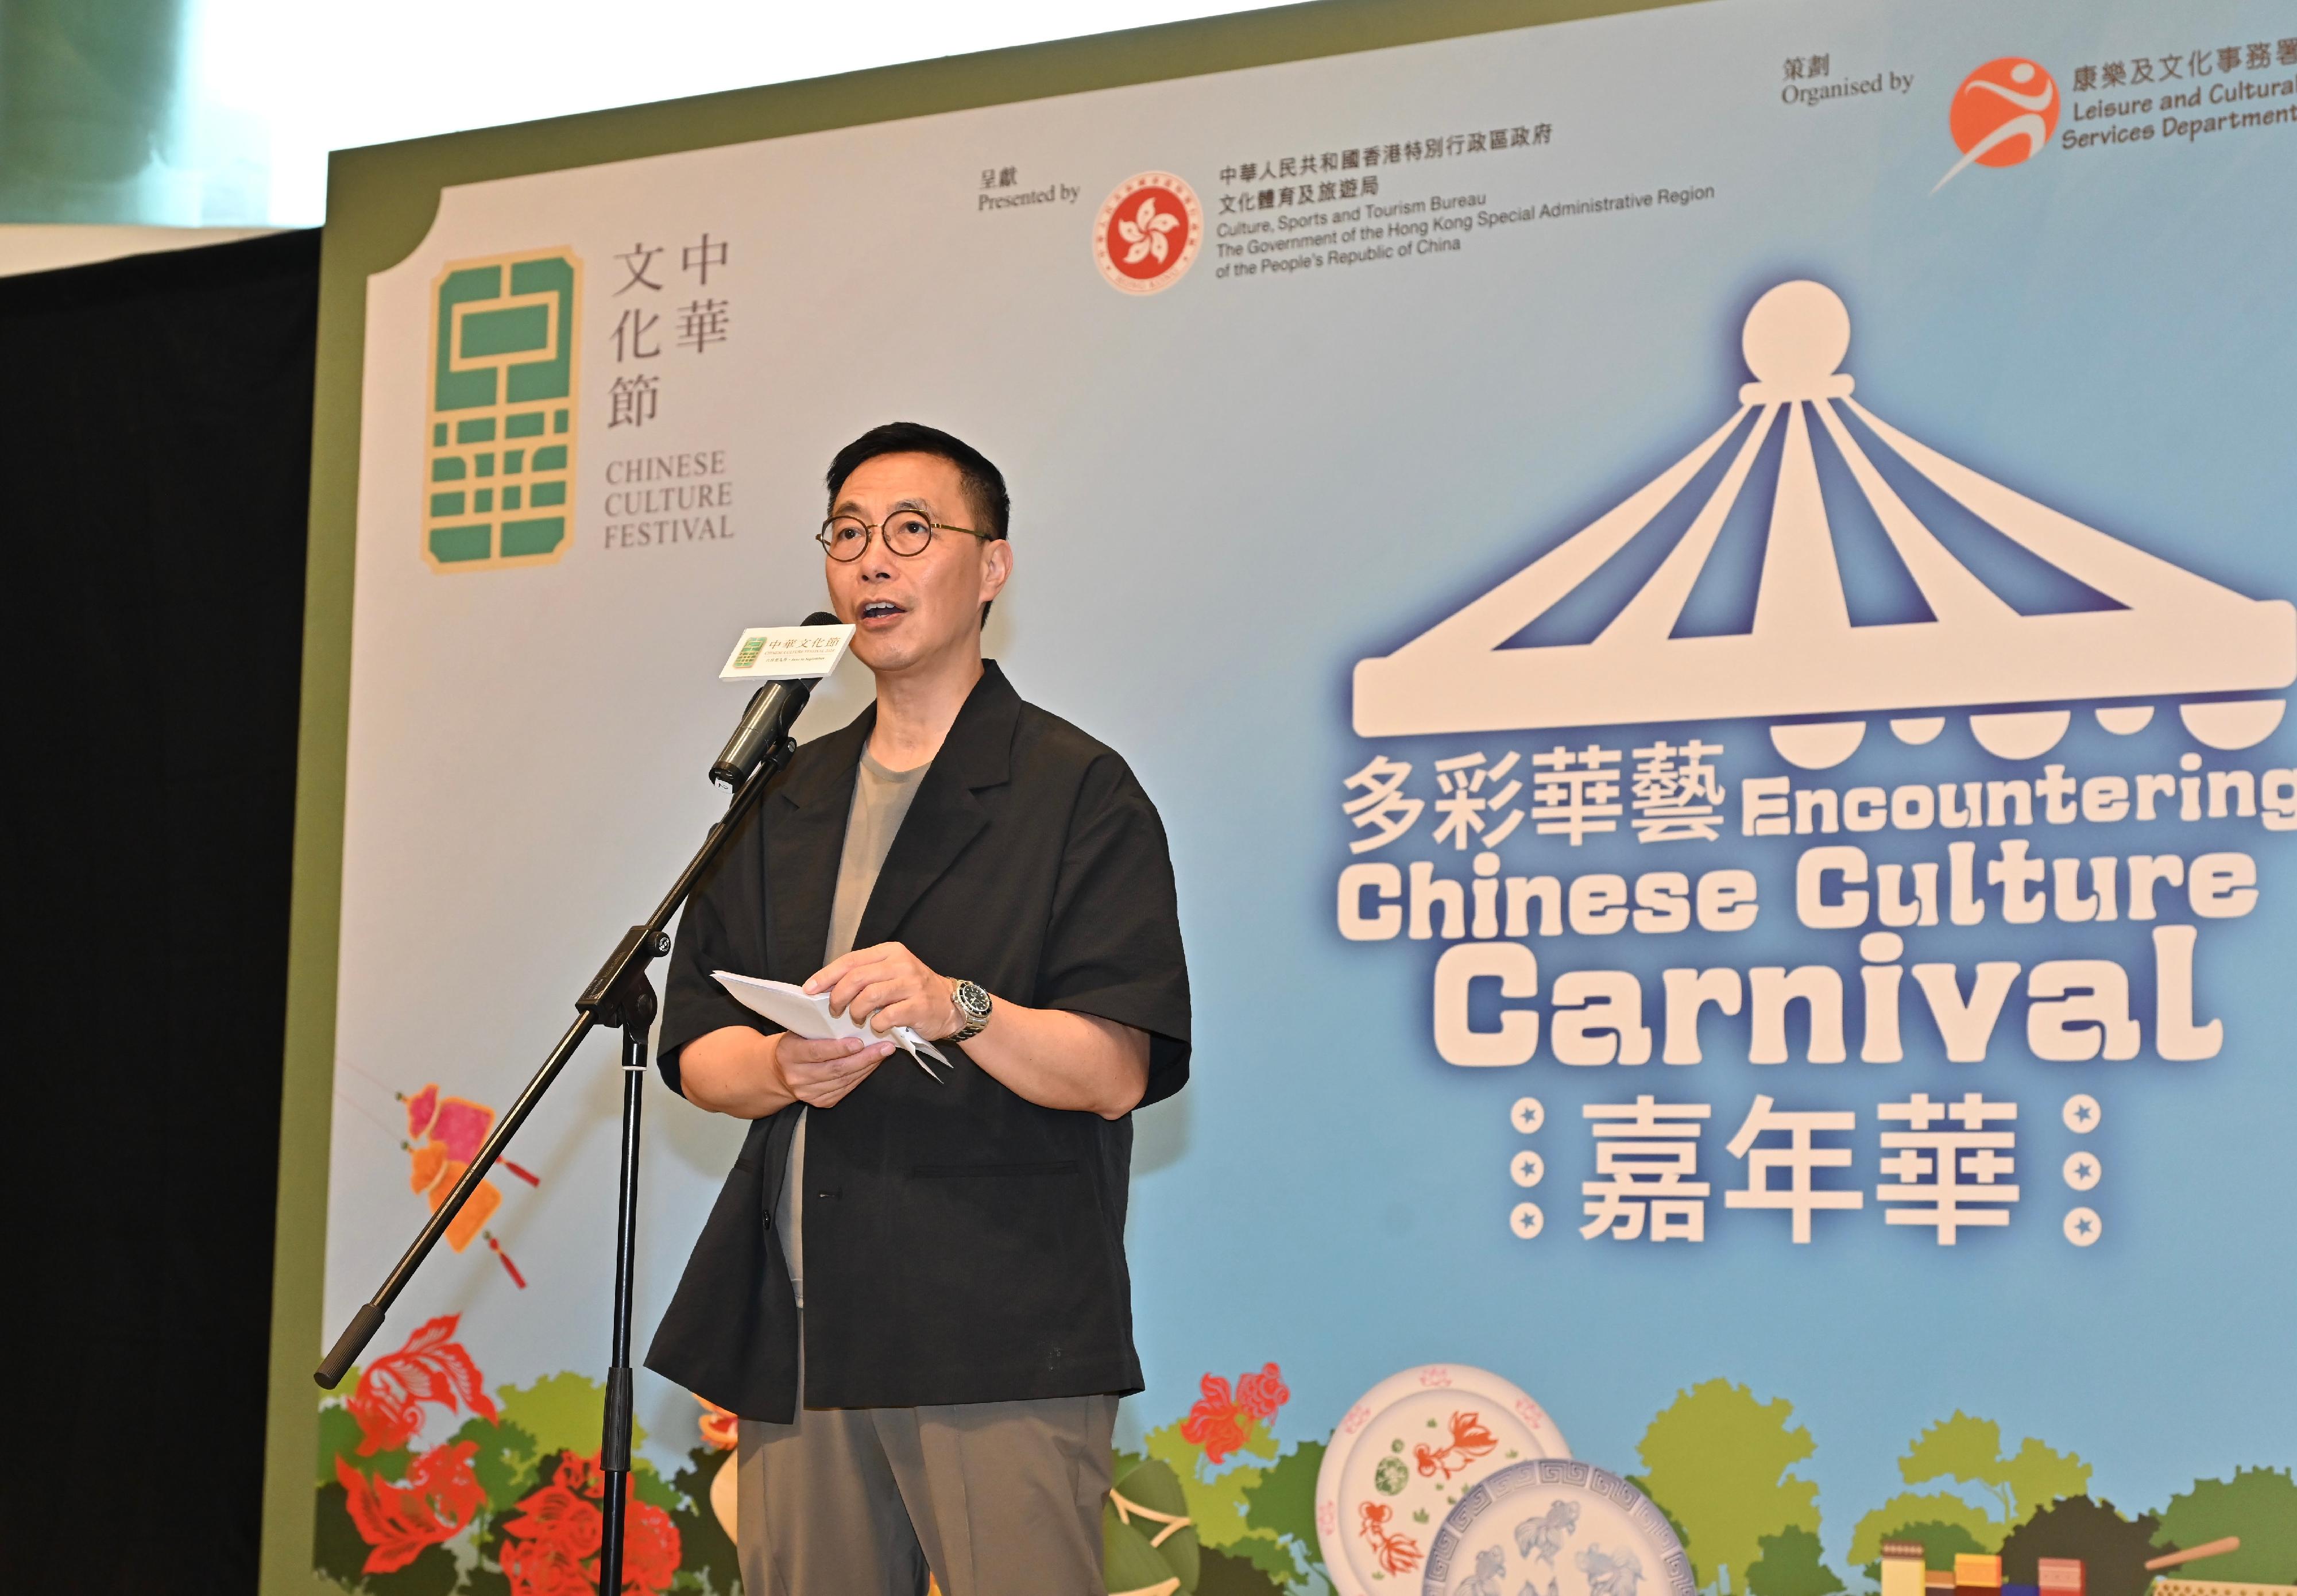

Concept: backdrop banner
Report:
left=308, top=2, right=2297, bottom=1593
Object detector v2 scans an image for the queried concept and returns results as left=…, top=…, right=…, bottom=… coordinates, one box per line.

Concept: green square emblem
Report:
left=423, top=248, right=580, bottom=570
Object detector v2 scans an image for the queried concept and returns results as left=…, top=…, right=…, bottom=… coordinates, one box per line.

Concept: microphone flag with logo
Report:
left=710, top=612, right=844, bottom=787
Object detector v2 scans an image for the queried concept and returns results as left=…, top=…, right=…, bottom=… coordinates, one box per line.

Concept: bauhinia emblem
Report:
left=1094, top=172, right=1203, bottom=295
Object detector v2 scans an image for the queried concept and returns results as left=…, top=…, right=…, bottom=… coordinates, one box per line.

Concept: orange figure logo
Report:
left=1935, top=57, right=2059, bottom=191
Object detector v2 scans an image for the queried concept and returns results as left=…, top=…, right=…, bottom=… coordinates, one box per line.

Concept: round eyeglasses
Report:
left=817, top=509, right=993, bottom=561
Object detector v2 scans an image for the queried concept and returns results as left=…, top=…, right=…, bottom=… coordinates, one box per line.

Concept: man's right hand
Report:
left=775, top=1033, right=895, bottom=1109
left=679, top=1026, right=894, bottom=1117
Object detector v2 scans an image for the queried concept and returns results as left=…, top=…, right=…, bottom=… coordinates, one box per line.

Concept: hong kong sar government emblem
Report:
left=1093, top=172, right=1202, bottom=295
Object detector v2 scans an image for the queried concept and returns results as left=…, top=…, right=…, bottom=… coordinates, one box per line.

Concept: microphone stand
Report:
left=316, top=728, right=800, bottom=1594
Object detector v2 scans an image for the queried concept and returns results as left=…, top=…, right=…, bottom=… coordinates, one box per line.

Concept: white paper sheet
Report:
left=711, top=969, right=950, bottom=1081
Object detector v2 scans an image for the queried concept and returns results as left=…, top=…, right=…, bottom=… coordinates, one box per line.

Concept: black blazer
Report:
left=644, top=662, right=1190, bottom=1419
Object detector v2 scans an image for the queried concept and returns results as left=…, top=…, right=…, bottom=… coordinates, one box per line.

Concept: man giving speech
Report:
left=646, top=422, right=1192, bottom=1595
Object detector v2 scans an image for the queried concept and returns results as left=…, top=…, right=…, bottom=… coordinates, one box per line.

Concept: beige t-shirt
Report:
left=776, top=747, right=930, bottom=1307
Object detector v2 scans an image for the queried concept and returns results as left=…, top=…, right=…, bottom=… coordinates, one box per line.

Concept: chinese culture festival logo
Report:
left=423, top=248, right=581, bottom=571
left=1095, top=172, right=1204, bottom=295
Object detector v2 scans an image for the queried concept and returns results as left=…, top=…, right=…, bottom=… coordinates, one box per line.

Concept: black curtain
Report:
left=3, top=230, right=320, bottom=1593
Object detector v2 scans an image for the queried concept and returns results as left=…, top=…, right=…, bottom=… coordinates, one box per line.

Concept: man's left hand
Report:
left=806, top=941, right=962, bottom=1041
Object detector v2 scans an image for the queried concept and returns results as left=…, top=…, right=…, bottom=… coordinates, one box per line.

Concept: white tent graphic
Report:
left=1352, top=281, right=2294, bottom=766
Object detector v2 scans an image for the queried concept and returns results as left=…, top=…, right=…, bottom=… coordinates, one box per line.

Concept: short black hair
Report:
left=825, top=422, right=1010, bottom=543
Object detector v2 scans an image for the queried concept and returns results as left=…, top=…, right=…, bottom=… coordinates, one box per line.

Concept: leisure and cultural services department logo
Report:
left=1093, top=172, right=1202, bottom=295
left=1933, top=57, right=2060, bottom=191
left=423, top=249, right=581, bottom=571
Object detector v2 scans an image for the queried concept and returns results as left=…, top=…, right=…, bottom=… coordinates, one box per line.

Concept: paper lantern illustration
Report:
left=1956, top=1552, right=2004, bottom=1595
left=1881, top=1540, right=1927, bottom=1596
left=1352, top=281, right=2294, bottom=766
left=2037, top=1557, right=2085, bottom=1596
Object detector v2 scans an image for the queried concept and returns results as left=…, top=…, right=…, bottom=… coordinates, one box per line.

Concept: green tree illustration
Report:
left=491, top=1371, right=644, bottom=1459
left=447, top=1413, right=537, bottom=1508
left=1144, top=1420, right=1279, bottom=1574
left=318, top=1404, right=401, bottom=1484
left=667, top=1443, right=743, bottom=1596
left=1747, top=1525, right=1847, bottom=1596
left=1850, top=1414, right=2089, bottom=1563
left=1194, top=1545, right=1289, bottom=1595
left=1901, top=1416, right=2089, bottom=1527
left=1243, top=1439, right=1324, bottom=1554
left=1997, top=1497, right=2157, bottom=1596
left=2153, top=1467, right=2297, bottom=1583
left=1634, top=1379, right=1822, bottom=1595
left=1851, top=1495, right=2000, bottom=1565
left=1143, top=1413, right=1315, bottom=1587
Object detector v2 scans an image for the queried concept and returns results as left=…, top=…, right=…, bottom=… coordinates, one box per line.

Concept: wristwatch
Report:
left=948, top=978, right=993, bottom=1044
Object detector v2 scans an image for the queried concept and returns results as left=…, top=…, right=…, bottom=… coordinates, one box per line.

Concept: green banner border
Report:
left=262, top=0, right=1691, bottom=1585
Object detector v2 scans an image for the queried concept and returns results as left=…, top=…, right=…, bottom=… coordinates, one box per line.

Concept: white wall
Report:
left=194, top=0, right=1289, bottom=225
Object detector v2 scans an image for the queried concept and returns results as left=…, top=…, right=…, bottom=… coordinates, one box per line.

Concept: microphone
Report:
left=710, top=611, right=841, bottom=787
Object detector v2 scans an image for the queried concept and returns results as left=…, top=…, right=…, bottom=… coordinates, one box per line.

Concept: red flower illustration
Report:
left=1358, top=1500, right=1424, bottom=1576
left=1236, top=1362, right=1290, bottom=1420
left=1413, top=1408, right=1500, bottom=1481
left=336, top=1440, right=485, bottom=1572
left=621, top=1501, right=682, bottom=1596
left=1181, top=1362, right=1289, bottom=1463
left=347, top=1314, right=498, bottom=1455
left=1181, top=1374, right=1250, bottom=1463
left=500, top=1450, right=681, bottom=1596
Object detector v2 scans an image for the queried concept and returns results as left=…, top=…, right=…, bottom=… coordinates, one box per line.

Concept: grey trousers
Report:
left=734, top=1381, right=1117, bottom=1596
